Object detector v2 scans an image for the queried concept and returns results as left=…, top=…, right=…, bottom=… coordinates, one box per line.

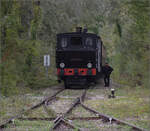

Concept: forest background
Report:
left=0, top=0, right=150, bottom=96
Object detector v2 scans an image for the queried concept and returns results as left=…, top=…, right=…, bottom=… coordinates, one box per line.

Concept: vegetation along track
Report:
left=0, top=85, right=147, bottom=131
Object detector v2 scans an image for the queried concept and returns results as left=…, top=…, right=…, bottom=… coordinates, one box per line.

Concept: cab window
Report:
left=61, top=37, right=68, bottom=48
left=85, top=37, right=93, bottom=46
left=70, top=37, right=82, bottom=46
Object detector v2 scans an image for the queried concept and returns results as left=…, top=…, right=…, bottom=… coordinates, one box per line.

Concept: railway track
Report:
left=0, top=88, right=65, bottom=129
left=0, top=85, right=147, bottom=131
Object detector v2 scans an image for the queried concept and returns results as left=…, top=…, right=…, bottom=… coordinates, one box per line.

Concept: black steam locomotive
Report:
left=56, top=27, right=106, bottom=88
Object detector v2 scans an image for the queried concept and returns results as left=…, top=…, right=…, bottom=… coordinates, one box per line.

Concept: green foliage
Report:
left=115, top=19, right=122, bottom=37
left=0, top=0, right=149, bottom=96
left=109, top=0, right=150, bottom=87
left=0, top=0, right=42, bottom=96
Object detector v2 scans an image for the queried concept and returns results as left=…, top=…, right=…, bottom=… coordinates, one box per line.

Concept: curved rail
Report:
left=80, top=98, right=147, bottom=131
left=0, top=88, right=65, bottom=129
left=51, top=89, right=87, bottom=130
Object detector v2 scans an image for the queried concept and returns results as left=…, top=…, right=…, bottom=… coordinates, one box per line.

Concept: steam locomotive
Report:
left=56, top=27, right=106, bottom=88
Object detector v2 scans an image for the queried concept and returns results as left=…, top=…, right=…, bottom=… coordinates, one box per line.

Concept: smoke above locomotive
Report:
left=56, top=27, right=106, bottom=88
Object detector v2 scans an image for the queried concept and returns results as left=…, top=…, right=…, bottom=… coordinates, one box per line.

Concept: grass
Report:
left=23, top=106, right=56, bottom=118
left=73, top=120, right=100, bottom=130
left=85, top=85, right=150, bottom=130
left=31, top=78, right=58, bottom=89
left=5, top=120, right=53, bottom=131
left=73, top=119, right=133, bottom=131
left=1, top=83, right=149, bottom=130
left=70, top=105, right=97, bottom=117
left=59, top=89, right=83, bottom=97
left=0, top=95, right=33, bottom=122
left=0, top=90, right=55, bottom=123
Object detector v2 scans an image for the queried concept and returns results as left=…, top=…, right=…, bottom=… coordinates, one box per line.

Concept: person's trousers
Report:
left=104, top=75, right=110, bottom=86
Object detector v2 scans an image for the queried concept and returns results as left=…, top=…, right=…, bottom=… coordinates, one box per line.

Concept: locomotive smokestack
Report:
left=76, top=27, right=82, bottom=33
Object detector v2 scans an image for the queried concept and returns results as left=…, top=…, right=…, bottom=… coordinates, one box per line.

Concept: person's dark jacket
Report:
left=102, top=65, right=113, bottom=76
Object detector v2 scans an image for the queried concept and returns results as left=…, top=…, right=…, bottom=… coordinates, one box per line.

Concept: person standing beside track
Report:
left=102, top=63, right=113, bottom=87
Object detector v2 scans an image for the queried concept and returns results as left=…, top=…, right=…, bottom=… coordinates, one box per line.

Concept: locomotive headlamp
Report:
left=60, top=63, right=65, bottom=68
left=87, top=63, right=92, bottom=68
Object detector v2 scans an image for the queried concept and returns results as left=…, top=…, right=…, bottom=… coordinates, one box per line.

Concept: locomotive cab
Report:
left=56, top=28, right=105, bottom=88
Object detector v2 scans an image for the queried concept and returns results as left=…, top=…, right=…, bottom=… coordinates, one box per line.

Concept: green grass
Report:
left=85, top=86, right=150, bottom=130
left=1, top=84, right=149, bottom=130
left=73, top=120, right=133, bottom=131
left=73, top=120, right=100, bottom=130
left=30, top=78, right=58, bottom=89
left=59, top=89, right=83, bottom=96
left=6, top=120, right=53, bottom=131
left=69, top=105, right=97, bottom=117
left=23, top=106, right=56, bottom=118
